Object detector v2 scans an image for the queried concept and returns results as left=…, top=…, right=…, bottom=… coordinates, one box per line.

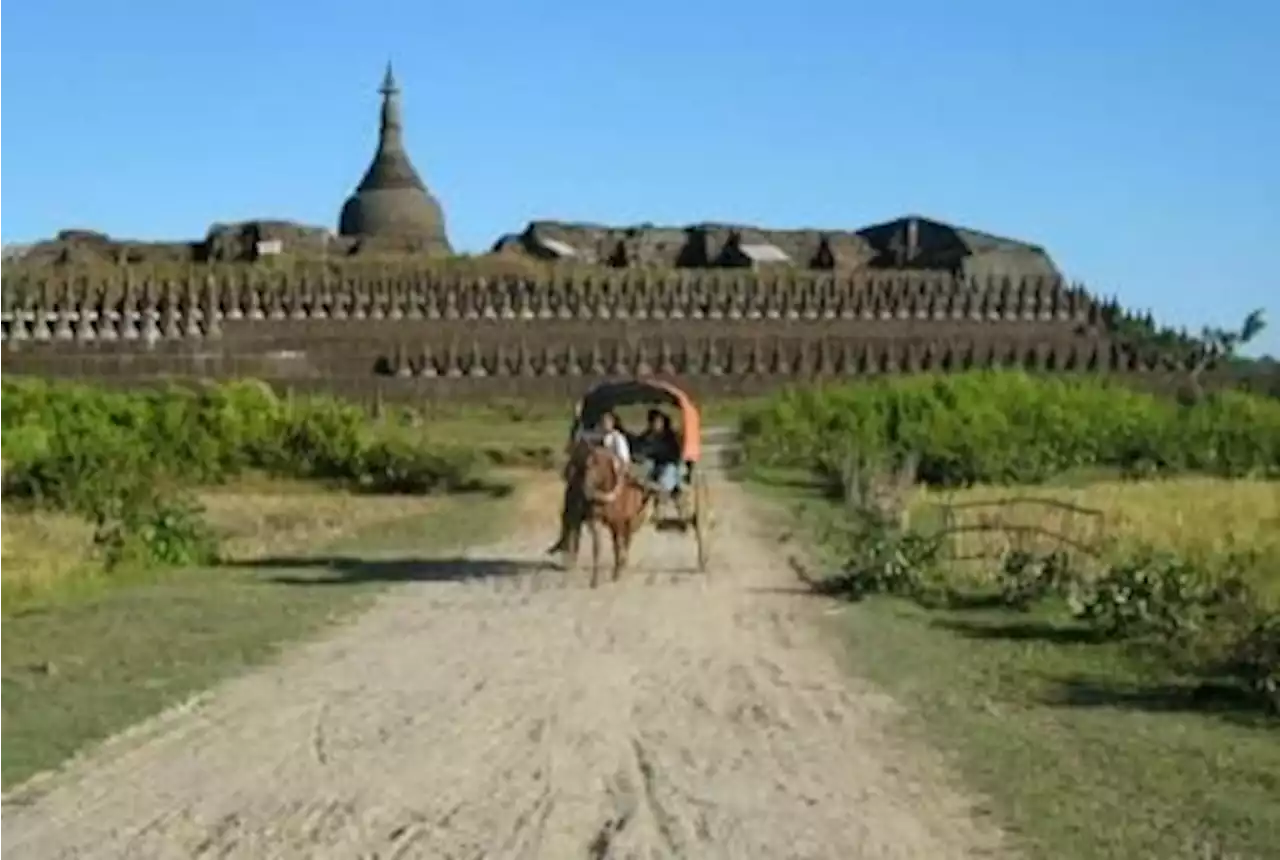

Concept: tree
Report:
left=1187, top=309, right=1267, bottom=399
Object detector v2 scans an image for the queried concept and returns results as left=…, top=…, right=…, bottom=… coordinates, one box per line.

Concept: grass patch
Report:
left=1, top=481, right=519, bottom=790
left=756, top=475, right=1280, bottom=860
left=1, top=509, right=99, bottom=607
left=414, top=411, right=563, bottom=469
left=832, top=598, right=1280, bottom=860
left=0, top=475, right=507, bottom=610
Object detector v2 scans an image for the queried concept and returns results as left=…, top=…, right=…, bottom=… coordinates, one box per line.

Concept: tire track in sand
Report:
left=2, top=475, right=1011, bottom=859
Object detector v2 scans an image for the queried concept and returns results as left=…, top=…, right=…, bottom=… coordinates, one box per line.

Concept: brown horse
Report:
left=564, top=445, right=653, bottom=587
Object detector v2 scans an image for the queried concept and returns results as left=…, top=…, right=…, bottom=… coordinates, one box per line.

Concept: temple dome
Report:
left=338, top=64, right=452, bottom=254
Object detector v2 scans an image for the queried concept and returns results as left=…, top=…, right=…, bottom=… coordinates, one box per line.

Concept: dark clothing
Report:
left=566, top=419, right=586, bottom=451
left=636, top=428, right=681, bottom=465
left=550, top=478, right=586, bottom=554
left=549, top=443, right=589, bottom=554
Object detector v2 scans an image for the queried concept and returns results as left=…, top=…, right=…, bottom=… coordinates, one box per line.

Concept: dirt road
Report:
left=3, top=477, right=1009, bottom=859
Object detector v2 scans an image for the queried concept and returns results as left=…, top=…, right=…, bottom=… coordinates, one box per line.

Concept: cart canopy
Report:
left=575, top=378, right=702, bottom=463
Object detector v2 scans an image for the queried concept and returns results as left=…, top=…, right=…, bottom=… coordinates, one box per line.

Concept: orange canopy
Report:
left=575, top=378, right=702, bottom=463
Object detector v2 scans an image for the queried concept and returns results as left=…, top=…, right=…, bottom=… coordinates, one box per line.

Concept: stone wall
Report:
left=2, top=265, right=1099, bottom=320
left=2, top=263, right=1227, bottom=406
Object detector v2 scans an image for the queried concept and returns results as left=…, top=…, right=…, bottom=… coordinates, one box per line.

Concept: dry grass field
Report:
left=1, top=478, right=451, bottom=610
left=909, top=476, right=1280, bottom=602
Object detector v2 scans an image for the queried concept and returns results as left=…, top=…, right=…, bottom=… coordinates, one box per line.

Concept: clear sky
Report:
left=3, top=0, right=1278, bottom=356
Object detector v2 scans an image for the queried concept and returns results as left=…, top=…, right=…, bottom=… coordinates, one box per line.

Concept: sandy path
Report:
left=2, top=476, right=1009, bottom=859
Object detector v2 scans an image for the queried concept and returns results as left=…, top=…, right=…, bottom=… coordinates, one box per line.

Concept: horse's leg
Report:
left=589, top=520, right=601, bottom=589
left=548, top=476, right=576, bottom=555
left=611, top=524, right=626, bottom=582
left=566, top=520, right=580, bottom=571
left=635, top=492, right=652, bottom=531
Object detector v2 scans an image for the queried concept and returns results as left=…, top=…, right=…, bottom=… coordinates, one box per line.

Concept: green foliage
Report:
left=1, top=378, right=492, bottom=508
left=1225, top=615, right=1280, bottom=714
left=1061, top=550, right=1279, bottom=713
left=1068, top=550, right=1221, bottom=640
left=806, top=488, right=941, bottom=601
left=996, top=549, right=1076, bottom=610
left=1, top=378, right=495, bottom=579
left=752, top=370, right=1280, bottom=716
left=92, top=486, right=220, bottom=572
left=740, top=372, right=1280, bottom=486
left=820, top=521, right=938, bottom=601
left=820, top=506, right=1280, bottom=713
left=1196, top=309, right=1268, bottom=365
left=261, top=393, right=370, bottom=480
left=357, top=438, right=485, bottom=494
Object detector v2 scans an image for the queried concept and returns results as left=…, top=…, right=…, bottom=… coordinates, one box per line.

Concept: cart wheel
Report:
left=693, top=472, right=710, bottom=572
left=694, top=514, right=708, bottom=572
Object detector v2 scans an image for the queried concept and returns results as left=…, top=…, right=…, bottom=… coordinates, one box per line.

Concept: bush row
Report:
left=1, top=379, right=495, bottom=572
left=2, top=378, right=490, bottom=510
left=740, top=372, right=1280, bottom=486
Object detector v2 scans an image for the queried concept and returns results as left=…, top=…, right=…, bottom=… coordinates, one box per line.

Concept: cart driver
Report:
left=547, top=410, right=631, bottom=557
left=598, top=410, right=632, bottom=466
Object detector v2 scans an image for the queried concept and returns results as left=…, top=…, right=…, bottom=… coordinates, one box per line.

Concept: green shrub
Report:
left=1068, top=550, right=1220, bottom=640
left=1225, top=615, right=1280, bottom=714
left=811, top=504, right=940, bottom=601
left=92, top=486, right=220, bottom=571
left=357, top=439, right=485, bottom=494
left=0, top=378, right=490, bottom=510
left=267, top=396, right=370, bottom=481
left=740, top=372, right=1280, bottom=487
left=996, top=549, right=1077, bottom=610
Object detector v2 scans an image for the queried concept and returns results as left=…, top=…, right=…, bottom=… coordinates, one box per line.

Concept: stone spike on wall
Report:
left=657, top=340, right=677, bottom=376
left=7, top=264, right=1227, bottom=396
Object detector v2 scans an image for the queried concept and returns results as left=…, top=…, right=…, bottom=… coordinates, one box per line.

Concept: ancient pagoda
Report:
left=337, top=64, right=453, bottom=255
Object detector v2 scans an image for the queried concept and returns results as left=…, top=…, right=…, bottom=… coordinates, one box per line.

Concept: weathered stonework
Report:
left=10, top=230, right=203, bottom=267
left=1, top=260, right=1230, bottom=404
left=6, top=222, right=348, bottom=267
left=491, top=221, right=882, bottom=271
left=490, top=215, right=1060, bottom=282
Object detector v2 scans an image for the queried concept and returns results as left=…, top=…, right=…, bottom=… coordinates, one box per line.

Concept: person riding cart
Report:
left=547, top=378, right=710, bottom=571
left=634, top=409, right=685, bottom=516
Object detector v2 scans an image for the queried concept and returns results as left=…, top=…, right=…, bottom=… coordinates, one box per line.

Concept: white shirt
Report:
left=602, top=429, right=631, bottom=464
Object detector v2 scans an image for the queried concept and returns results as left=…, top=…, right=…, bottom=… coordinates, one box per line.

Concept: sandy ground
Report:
left=2, top=476, right=1010, bottom=859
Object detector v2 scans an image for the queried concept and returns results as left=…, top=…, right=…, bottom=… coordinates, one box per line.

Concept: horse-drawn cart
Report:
left=571, top=378, right=711, bottom=571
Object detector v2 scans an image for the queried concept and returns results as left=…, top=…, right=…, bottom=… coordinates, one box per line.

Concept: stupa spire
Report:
left=377, top=61, right=404, bottom=151
left=380, top=61, right=398, bottom=95
left=353, top=61, right=419, bottom=192
left=337, top=64, right=452, bottom=253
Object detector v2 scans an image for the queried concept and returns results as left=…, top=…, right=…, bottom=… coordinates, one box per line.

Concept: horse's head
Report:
left=582, top=446, right=625, bottom=504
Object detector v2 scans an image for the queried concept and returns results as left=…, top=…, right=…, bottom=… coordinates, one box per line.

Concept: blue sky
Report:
left=4, top=0, right=1278, bottom=356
